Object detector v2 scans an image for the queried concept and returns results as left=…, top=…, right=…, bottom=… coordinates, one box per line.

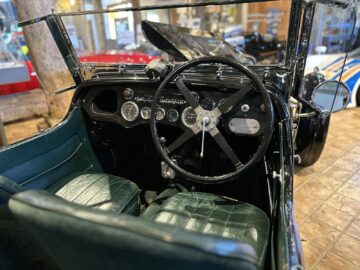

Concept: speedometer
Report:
left=181, top=107, right=197, bottom=128
left=121, top=101, right=139, bottom=122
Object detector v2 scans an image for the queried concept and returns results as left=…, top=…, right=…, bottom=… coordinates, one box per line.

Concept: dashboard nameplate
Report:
left=229, top=118, right=260, bottom=135
left=134, top=96, right=186, bottom=105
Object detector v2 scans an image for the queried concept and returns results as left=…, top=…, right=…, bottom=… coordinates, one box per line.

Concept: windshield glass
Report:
left=60, top=0, right=290, bottom=66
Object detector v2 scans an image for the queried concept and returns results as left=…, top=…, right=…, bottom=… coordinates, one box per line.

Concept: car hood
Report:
left=141, top=20, right=255, bottom=64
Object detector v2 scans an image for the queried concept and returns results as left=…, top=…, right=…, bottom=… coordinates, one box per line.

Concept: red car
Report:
left=0, top=60, right=40, bottom=95
left=0, top=50, right=158, bottom=96
left=79, top=50, right=158, bottom=65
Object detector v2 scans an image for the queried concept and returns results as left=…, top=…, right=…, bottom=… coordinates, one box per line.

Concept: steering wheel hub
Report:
left=196, top=110, right=218, bottom=132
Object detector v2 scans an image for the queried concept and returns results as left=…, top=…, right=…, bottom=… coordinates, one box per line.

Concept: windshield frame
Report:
left=19, top=0, right=296, bottom=91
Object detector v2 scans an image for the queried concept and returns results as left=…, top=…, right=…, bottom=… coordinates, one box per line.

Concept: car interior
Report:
left=0, top=55, right=287, bottom=269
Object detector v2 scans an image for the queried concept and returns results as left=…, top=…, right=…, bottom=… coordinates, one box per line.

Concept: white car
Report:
left=306, top=47, right=360, bottom=107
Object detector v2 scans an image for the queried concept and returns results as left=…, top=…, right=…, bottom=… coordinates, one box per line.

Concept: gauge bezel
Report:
left=123, top=88, right=134, bottom=100
left=201, top=97, right=216, bottom=111
left=156, top=107, right=166, bottom=121
left=167, top=109, right=179, bottom=123
left=181, top=106, right=197, bottom=128
left=140, top=107, right=151, bottom=120
left=121, top=101, right=139, bottom=122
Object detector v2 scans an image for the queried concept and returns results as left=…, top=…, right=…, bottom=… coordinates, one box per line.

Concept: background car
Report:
left=306, top=48, right=360, bottom=107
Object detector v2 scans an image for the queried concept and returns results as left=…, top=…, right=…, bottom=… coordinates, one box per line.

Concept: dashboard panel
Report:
left=82, top=81, right=267, bottom=136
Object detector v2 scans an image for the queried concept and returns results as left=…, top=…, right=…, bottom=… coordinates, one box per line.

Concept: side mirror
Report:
left=312, top=81, right=351, bottom=112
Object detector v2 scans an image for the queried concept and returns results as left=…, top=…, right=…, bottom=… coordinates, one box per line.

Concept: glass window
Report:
left=60, top=0, right=291, bottom=67
left=301, top=3, right=357, bottom=102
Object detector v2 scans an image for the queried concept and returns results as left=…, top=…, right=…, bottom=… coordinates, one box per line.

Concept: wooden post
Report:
left=131, top=0, right=141, bottom=44
left=93, top=0, right=107, bottom=52
left=14, top=0, right=74, bottom=120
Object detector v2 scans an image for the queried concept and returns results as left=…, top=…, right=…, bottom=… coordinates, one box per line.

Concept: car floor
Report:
left=3, top=107, right=360, bottom=270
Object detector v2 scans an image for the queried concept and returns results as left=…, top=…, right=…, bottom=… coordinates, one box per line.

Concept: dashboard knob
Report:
left=159, top=137, right=167, bottom=145
left=123, top=88, right=134, bottom=100
left=241, top=104, right=250, bottom=112
left=145, top=59, right=170, bottom=79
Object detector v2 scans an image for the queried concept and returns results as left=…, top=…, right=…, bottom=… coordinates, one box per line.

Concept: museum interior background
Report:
left=0, top=1, right=360, bottom=269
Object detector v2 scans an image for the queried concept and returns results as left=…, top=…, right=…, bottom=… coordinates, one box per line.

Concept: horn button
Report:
left=196, top=110, right=218, bottom=131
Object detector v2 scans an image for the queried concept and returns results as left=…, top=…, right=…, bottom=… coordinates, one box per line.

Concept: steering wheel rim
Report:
left=150, top=56, right=274, bottom=184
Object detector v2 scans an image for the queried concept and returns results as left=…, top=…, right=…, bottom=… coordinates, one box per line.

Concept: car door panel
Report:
left=0, top=106, right=102, bottom=190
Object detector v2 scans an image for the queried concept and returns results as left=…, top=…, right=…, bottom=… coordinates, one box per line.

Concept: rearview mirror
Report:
left=312, top=81, right=350, bottom=112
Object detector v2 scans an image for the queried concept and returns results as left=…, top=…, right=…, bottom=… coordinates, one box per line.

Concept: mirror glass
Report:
left=313, top=81, right=350, bottom=112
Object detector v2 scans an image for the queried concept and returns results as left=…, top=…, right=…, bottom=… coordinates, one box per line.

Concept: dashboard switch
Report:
left=241, top=104, right=250, bottom=112
left=123, top=88, right=134, bottom=100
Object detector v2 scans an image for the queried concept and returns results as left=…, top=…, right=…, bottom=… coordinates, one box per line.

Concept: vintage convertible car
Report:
left=0, top=1, right=354, bottom=269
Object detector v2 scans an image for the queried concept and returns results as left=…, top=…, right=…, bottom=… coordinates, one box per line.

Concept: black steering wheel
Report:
left=150, top=56, right=274, bottom=183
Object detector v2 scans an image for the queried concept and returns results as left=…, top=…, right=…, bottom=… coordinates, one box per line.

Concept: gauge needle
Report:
left=200, top=117, right=209, bottom=158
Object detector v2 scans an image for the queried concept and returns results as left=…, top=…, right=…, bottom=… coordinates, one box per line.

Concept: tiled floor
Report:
left=295, top=107, right=360, bottom=270
left=2, top=107, right=360, bottom=269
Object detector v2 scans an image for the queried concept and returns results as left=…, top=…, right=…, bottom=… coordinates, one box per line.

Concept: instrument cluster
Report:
left=118, top=88, right=227, bottom=128
left=85, top=84, right=266, bottom=136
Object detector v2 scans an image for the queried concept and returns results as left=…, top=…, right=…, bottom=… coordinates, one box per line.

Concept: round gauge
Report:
left=141, top=107, right=151, bottom=120
left=201, top=98, right=216, bottom=111
left=190, top=91, right=200, bottom=102
left=121, top=101, right=139, bottom=122
left=181, top=107, right=197, bottom=128
left=156, top=107, right=166, bottom=121
left=167, top=109, right=179, bottom=123
left=123, top=88, right=134, bottom=100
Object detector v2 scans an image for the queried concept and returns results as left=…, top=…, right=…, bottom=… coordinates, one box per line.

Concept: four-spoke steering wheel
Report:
left=150, top=56, right=274, bottom=183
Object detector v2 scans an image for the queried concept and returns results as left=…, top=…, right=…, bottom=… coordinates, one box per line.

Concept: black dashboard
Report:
left=82, top=81, right=267, bottom=136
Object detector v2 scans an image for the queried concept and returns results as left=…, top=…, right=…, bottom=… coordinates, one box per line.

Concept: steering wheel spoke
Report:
left=175, top=79, right=202, bottom=113
left=217, top=87, right=252, bottom=115
left=209, top=127, right=243, bottom=168
left=167, top=128, right=198, bottom=153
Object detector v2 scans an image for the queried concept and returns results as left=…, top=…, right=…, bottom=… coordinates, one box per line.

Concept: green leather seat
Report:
left=10, top=190, right=260, bottom=270
left=49, top=173, right=140, bottom=215
left=1, top=173, right=140, bottom=215
left=0, top=173, right=140, bottom=270
left=143, top=192, right=270, bottom=268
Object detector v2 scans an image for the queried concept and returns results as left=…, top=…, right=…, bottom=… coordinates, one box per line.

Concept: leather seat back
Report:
left=10, top=190, right=260, bottom=270
left=0, top=177, right=57, bottom=269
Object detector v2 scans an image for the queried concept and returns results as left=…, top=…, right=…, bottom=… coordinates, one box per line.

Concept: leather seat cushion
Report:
left=50, top=173, right=140, bottom=215
left=144, top=192, right=269, bottom=267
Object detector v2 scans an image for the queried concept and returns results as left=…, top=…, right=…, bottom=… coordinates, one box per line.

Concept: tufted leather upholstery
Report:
left=50, top=173, right=140, bottom=215
left=143, top=192, right=270, bottom=268
left=0, top=107, right=141, bottom=268
left=0, top=173, right=140, bottom=269
left=10, top=190, right=260, bottom=270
